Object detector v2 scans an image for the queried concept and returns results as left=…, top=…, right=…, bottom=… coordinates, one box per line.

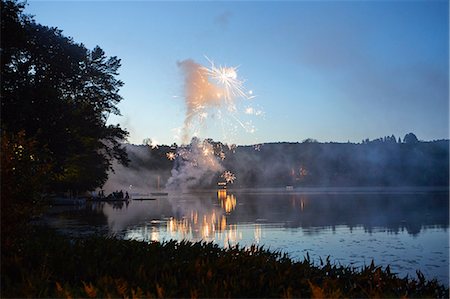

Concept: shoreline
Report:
left=2, top=223, right=448, bottom=298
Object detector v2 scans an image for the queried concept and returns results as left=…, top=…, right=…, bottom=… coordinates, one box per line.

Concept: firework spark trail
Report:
left=177, top=57, right=256, bottom=144
left=221, top=171, right=236, bottom=184
left=202, top=56, right=253, bottom=107
left=168, top=57, right=259, bottom=190
left=166, top=152, right=176, bottom=161
left=177, top=59, right=222, bottom=144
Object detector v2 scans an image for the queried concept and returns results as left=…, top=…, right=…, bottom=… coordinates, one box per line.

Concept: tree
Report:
left=403, top=133, right=419, bottom=144
left=302, top=138, right=318, bottom=144
left=1, top=0, right=129, bottom=198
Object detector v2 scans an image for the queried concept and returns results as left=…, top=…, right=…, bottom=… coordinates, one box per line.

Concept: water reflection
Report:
left=291, top=195, right=307, bottom=212
left=90, top=188, right=450, bottom=240
left=113, top=189, right=448, bottom=248
left=45, top=188, right=449, bottom=284
left=131, top=191, right=241, bottom=246
left=218, top=189, right=237, bottom=213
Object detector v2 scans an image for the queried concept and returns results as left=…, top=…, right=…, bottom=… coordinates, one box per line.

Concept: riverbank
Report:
left=2, top=222, right=448, bottom=298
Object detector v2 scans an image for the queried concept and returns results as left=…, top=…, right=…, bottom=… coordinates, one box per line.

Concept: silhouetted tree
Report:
left=302, top=138, right=318, bottom=143
left=1, top=0, right=128, bottom=198
left=403, top=133, right=419, bottom=144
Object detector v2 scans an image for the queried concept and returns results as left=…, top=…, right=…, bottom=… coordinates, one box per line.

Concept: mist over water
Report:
left=93, top=56, right=450, bottom=287
left=45, top=187, right=449, bottom=285
left=102, top=139, right=448, bottom=195
left=165, top=140, right=224, bottom=191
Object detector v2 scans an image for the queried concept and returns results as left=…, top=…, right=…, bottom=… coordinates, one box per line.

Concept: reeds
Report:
left=2, top=225, right=448, bottom=298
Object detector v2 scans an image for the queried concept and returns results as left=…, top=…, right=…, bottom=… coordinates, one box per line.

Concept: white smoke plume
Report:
left=166, top=138, right=224, bottom=191
left=177, top=59, right=222, bottom=144
left=167, top=58, right=256, bottom=191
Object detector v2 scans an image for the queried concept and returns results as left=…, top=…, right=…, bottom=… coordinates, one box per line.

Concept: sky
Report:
left=26, top=0, right=449, bottom=145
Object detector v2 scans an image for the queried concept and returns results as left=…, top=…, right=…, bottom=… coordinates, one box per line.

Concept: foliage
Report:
left=403, top=132, right=419, bottom=144
left=1, top=130, right=51, bottom=204
left=2, top=225, right=448, bottom=298
left=122, top=139, right=449, bottom=189
left=0, top=131, right=50, bottom=247
left=1, top=0, right=128, bottom=196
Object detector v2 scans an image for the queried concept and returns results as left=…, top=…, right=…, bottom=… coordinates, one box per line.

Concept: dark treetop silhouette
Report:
left=1, top=0, right=129, bottom=206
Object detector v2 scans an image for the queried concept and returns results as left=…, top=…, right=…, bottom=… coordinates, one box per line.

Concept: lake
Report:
left=44, top=187, right=449, bottom=285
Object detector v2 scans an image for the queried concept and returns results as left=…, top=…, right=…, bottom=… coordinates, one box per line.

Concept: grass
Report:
left=1, top=222, right=448, bottom=299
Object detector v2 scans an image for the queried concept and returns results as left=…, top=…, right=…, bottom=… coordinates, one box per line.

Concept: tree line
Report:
left=120, top=136, right=448, bottom=190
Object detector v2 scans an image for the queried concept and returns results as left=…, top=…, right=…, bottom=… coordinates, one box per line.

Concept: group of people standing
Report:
left=96, top=189, right=130, bottom=200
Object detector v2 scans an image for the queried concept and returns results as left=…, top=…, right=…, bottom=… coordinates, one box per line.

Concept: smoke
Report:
left=102, top=58, right=258, bottom=192
left=166, top=138, right=224, bottom=191
left=177, top=59, right=223, bottom=144
left=167, top=58, right=256, bottom=191
left=102, top=144, right=171, bottom=194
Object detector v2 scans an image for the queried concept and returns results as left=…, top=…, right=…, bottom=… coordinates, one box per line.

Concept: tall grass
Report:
left=2, top=224, right=448, bottom=298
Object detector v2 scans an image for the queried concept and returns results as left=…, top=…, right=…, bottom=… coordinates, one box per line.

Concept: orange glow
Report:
left=166, top=152, right=176, bottom=160
left=162, top=200, right=237, bottom=243
left=217, top=189, right=227, bottom=200
left=220, top=215, right=227, bottom=231
left=167, top=217, right=190, bottom=235
left=151, top=227, right=159, bottom=242
left=223, top=194, right=236, bottom=213
left=223, top=224, right=242, bottom=248
left=218, top=189, right=237, bottom=213
left=291, top=195, right=307, bottom=212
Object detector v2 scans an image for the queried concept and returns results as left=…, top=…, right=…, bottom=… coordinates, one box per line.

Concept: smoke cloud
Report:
left=166, top=139, right=224, bottom=191
left=104, top=58, right=258, bottom=193
left=177, top=59, right=222, bottom=144
left=168, top=58, right=256, bottom=191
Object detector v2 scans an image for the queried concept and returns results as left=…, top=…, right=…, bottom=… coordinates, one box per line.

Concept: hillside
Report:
left=104, top=139, right=449, bottom=191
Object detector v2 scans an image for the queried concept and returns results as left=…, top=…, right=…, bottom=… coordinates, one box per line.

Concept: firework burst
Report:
left=222, top=171, right=236, bottom=184
left=202, top=56, right=254, bottom=109
left=166, top=152, right=176, bottom=161
left=177, top=57, right=259, bottom=144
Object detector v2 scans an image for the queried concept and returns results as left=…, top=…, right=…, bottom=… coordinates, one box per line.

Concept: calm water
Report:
left=44, top=187, right=449, bottom=285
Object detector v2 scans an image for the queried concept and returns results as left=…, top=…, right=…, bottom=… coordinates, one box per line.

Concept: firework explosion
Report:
left=166, top=139, right=225, bottom=190
left=177, top=57, right=258, bottom=144
left=166, top=152, right=176, bottom=161
left=167, top=57, right=260, bottom=189
left=221, top=171, right=236, bottom=184
left=253, top=144, right=262, bottom=151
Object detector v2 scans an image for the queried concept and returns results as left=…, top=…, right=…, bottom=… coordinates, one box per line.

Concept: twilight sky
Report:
left=26, top=1, right=449, bottom=145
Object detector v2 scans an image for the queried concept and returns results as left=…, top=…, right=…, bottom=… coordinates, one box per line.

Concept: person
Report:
left=125, top=191, right=130, bottom=200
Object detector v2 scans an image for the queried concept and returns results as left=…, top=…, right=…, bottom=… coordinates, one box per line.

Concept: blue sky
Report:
left=26, top=1, right=449, bottom=145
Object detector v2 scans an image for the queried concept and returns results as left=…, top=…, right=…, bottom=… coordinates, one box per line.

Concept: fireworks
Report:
left=144, top=138, right=159, bottom=149
left=222, top=171, right=236, bottom=184
left=291, top=165, right=308, bottom=181
left=299, top=167, right=308, bottom=177
left=168, top=56, right=261, bottom=190
left=177, top=57, right=260, bottom=144
left=166, top=152, right=176, bottom=161
left=202, top=142, right=213, bottom=156
left=228, top=144, right=237, bottom=153
left=202, top=56, right=254, bottom=108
